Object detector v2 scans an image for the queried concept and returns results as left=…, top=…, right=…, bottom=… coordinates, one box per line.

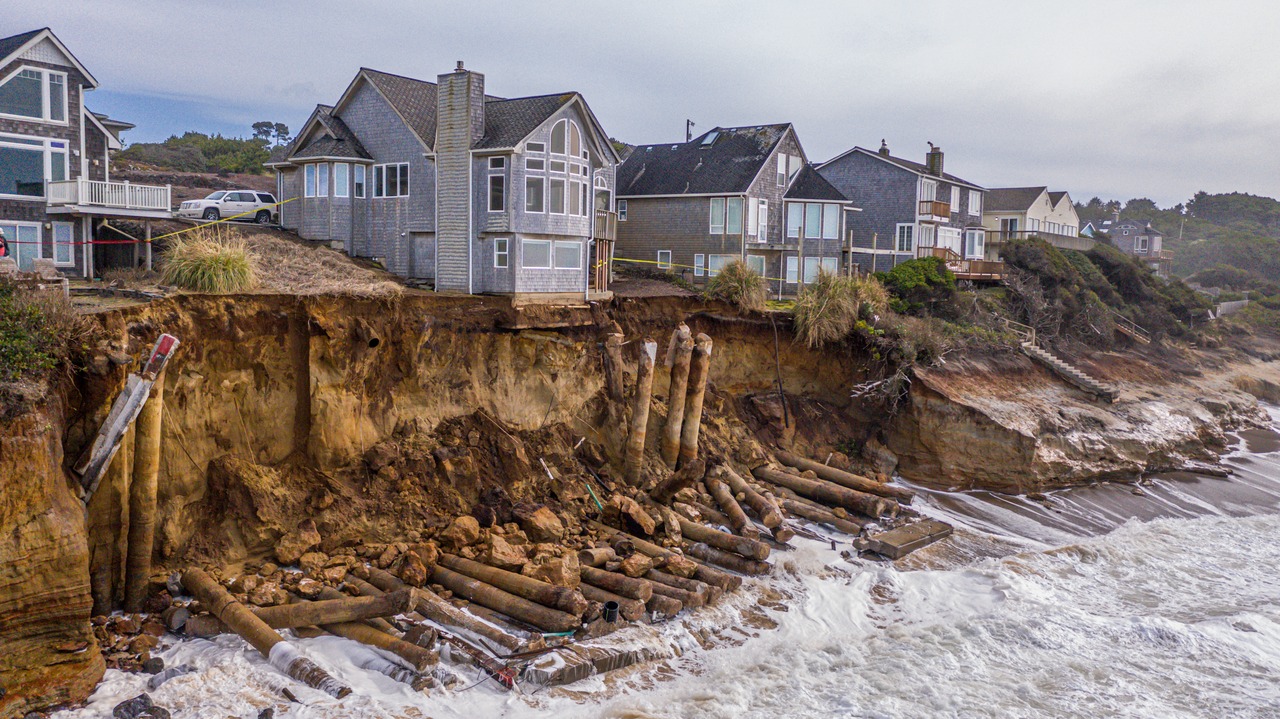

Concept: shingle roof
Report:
left=475, top=93, right=575, bottom=149
left=0, top=29, right=43, bottom=61
left=361, top=69, right=440, bottom=149
left=1048, top=191, right=1068, bottom=205
left=617, top=124, right=790, bottom=196
left=784, top=165, right=848, bottom=202
left=288, top=105, right=371, bottom=161
left=985, top=186, right=1048, bottom=212
left=840, top=147, right=985, bottom=190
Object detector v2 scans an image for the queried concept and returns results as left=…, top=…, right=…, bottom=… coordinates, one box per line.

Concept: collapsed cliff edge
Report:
left=2, top=290, right=1277, bottom=715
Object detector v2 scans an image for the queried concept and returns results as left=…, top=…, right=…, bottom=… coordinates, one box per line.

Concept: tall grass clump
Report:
left=706, top=259, right=767, bottom=312
left=161, top=226, right=256, bottom=292
left=793, top=270, right=890, bottom=348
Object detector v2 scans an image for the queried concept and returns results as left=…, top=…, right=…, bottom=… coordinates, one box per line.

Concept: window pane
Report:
left=494, top=238, right=509, bottom=268
left=617, top=200, right=627, bottom=221
left=524, top=240, right=552, bottom=268
left=51, top=151, right=67, bottom=182
left=526, top=158, right=545, bottom=171
left=397, top=164, right=409, bottom=196
left=0, top=145, right=43, bottom=195
left=526, top=177, right=545, bottom=212
left=710, top=198, right=725, bottom=233
left=334, top=163, right=349, bottom=197
left=549, top=178, right=565, bottom=213
left=708, top=254, right=730, bottom=277
left=554, top=241, right=581, bottom=269
left=803, top=257, right=820, bottom=283
left=319, top=164, right=330, bottom=195
left=787, top=204, right=803, bottom=238
left=53, top=223, right=72, bottom=264
left=657, top=251, right=671, bottom=269
left=694, top=254, right=705, bottom=276
left=304, top=165, right=315, bottom=197
left=49, top=74, right=65, bottom=122
left=372, top=166, right=382, bottom=197
left=726, top=198, right=743, bottom=234
left=776, top=155, right=786, bottom=185
left=785, top=257, right=797, bottom=283
left=569, top=180, right=581, bottom=215
left=821, top=257, right=838, bottom=274
left=489, top=175, right=505, bottom=211
left=747, top=255, right=765, bottom=275
left=804, top=203, right=821, bottom=238
left=0, top=70, right=42, bottom=118
left=551, top=121, right=567, bottom=154
left=822, top=204, right=839, bottom=239
left=570, top=123, right=581, bottom=157
left=354, top=165, right=365, bottom=197
left=489, top=156, right=505, bottom=170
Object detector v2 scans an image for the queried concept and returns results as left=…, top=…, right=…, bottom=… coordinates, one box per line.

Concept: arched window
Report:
left=551, top=119, right=568, bottom=155
left=570, top=123, right=582, bottom=157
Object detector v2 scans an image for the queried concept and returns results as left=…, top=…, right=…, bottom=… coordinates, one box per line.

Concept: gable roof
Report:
left=616, top=124, right=792, bottom=196
left=1048, top=191, right=1068, bottom=205
left=290, top=105, right=371, bottom=161
left=0, top=28, right=98, bottom=88
left=985, top=186, right=1048, bottom=212
left=475, top=93, right=574, bottom=150
left=822, top=146, right=985, bottom=191
left=356, top=69, right=441, bottom=151
left=784, top=165, right=849, bottom=202
left=83, top=108, right=123, bottom=150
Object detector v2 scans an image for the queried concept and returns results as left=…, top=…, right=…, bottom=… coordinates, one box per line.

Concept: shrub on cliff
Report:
left=162, top=227, right=257, bottom=292
left=876, top=256, right=956, bottom=314
left=793, top=271, right=890, bottom=348
left=0, top=279, right=98, bottom=386
left=706, top=260, right=767, bottom=312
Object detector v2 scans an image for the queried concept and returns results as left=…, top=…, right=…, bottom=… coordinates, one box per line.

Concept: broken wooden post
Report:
left=645, top=593, right=683, bottom=618
left=588, top=520, right=741, bottom=592
left=440, top=554, right=588, bottom=616
left=253, top=589, right=412, bottom=628
left=578, top=583, right=646, bottom=621
left=677, top=333, right=713, bottom=468
left=648, top=457, right=706, bottom=504
left=578, top=547, right=617, bottom=568
left=124, top=364, right=166, bottom=613
left=430, top=564, right=581, bottom=633
left=359, top=568, right=526, bottom=652
left=660, top=327, right=694, bottom=468
left=774, top=450, right=914, bottom=503
left=624, top=339, right=658, bottom=486
left=579, top=566, right=653, bottom=602
left=683, top=541, right=772, bottom=576
left=646, top=568, right=719, bottom=605
left=182, top=568, right=350, bottom=697
left=89, top=423, right=132, bottom=615
left=721, top=465, right=784, bottom=529
left=779, top=497, right=868, bottom=535
left=603, top=331, right=627, bottom=405
left=706, top=472, right=755, bottom=538
left=644, top=577, right=703, bottom=609
left=309, top=587, right=437, bottom=671
left=753, top=466, right=898, bottom=519
left=675, top=515, right=771, bottom=561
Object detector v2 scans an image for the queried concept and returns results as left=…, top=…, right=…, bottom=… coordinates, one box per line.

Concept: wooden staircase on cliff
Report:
left=1002, top=319, right=1119, bottom=403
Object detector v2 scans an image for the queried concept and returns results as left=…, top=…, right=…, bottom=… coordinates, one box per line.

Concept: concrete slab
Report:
left=863, top=519, right=953, bottom=560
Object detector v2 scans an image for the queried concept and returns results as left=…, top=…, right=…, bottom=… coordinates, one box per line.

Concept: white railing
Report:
left=46, top=178, right=171, bottom=212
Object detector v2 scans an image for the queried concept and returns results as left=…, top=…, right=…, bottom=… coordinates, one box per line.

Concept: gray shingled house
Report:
left=268, top=63, right=620, bottom=297
left=0, top=28, right=166, bottom=277
left=817, top=142, right=997, bottom=279
left=613, top=124, right=853, bottom=296
left=1107, top=219, right=1171, bottom=277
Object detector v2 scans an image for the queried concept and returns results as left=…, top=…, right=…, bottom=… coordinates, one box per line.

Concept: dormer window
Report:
left=0, top=67, right=68, bottom=123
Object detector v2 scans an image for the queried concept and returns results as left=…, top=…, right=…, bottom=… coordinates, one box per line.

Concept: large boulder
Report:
left=274, top=519, right=322, bottom=566
left=478, top=535, right=528, bottom=571
left=438, top=516, right=481, bottom=551
left=513, top=504, right=565, bottom=543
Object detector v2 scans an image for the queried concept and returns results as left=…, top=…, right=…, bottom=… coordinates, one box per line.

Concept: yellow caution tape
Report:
left=148, top=197, right=301, bottom=243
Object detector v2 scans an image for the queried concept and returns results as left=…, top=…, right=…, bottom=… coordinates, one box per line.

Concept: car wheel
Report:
left=202, top=208, right=220, bottom=221
left=255, top=210, right=272, bottom=225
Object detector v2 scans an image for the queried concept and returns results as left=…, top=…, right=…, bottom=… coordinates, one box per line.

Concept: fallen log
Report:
left=645, top=592, right=683, bottom=618
left=430, top=565, right=581, bottom=634
left=645, top=578, right=703, bottom=608
left=721, top=465, right=783, bottom=529
left=577, top=584, right=646, bottom=622
left=644, top=569, right=711, bottom=606
left=181, top=568, right=350, bottom=698
left=441, top=554, right=588, bottom=616
left=753, top=466, right=897, bottom=519
left=649, top=457, right=707, bottom=504
left=706, top=474, right=755, bottom=538
left=578, top=547, right=617, bottom=568
left=780, top=497, right=868, bottom=535
left=683, top=542, right=772, bottom=576
left=775, top=450, right=914, bottom=503
left=660, top=329, right=695, bottom=468
left=624, top=339, right=658, bottom=486
left=675, top=515, right=771, bottom=561
left=588, top=520, right=741, bottom=592
left=677, top=334, right=713, bottom=467
left=359, top=568, right=525, bottom=652
left=252, top=589, right=411, bottom=629
left=579, top=565, right=653, bottom=602
left=306, top=589, right=438, bottom=671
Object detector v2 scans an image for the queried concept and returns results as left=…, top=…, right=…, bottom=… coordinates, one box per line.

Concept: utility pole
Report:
left=686, top=119, right=695, bottom=142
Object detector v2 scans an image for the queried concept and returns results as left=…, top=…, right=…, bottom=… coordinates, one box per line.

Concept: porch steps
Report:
left=1021, top=342, right=1119, bottom=403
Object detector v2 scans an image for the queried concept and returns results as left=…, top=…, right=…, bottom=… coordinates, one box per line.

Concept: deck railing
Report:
left=46, top=178, right=171, bottom=212
left=918, top=200, right=951, bottom=218
left=593, top=209, right=617, bottom=242
left=924, top=246, right=1005, bottom=281
left=989, top=229, right=1096, bottom=252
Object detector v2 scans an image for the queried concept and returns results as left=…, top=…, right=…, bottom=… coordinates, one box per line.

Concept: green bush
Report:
left=706, top=260, right=767, bottom=312
left=0, top=280, right=97, bottom=383
left=876, top=256, right=956, bottom=314
left=161, top=227, right=257, bottom=292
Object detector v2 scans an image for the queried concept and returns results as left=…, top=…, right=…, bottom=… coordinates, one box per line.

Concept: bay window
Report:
left=0, top=135, right=68, bottom=198
left=316, top=163, right=329, bottom=196
left=804, top=203, right=821, bottom=239
left=334, top=163, right=349, bottom=197
left=304, top=164, right=316, bottom=197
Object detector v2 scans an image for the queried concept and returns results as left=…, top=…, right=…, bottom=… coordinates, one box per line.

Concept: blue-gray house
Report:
left=268, top=63, right=620, bottom=297
left=817, top=142, right=993, bottom=277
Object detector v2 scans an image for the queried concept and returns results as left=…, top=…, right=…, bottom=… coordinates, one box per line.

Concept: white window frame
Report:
left=548, top=177, right=567, bottom=215
left=710, top=197, right=725, bottom=234
left=488, top=156, right=506, bottom=170
left=694, top=253, right=705, bottom=277
left=918, top=223, right=936, bottom=248
left=489, top=173, right=505, bottom=213
left=52, top=221, right=74, bottom=266
left=523, top=239, right=553, bottom=269
left=707, top=254, right=734, bottom=277
left=1135, top=235, right=1149, bottom=252
left=554, top=240, right=582, bottom=270
left=726, top=197, right=743, bottom=235
left=333, top=162, right=349, bottom=198
left=747, top=197, right=758, bottom=236
left=0, top=221, right=42, bottom=270
left=785, top=256, right=798, bottom=284
left=821, top=257, right=838, bottom=275
left=920, top=179, right=937, bottom=202
left=950, top=186, right=960, bottom=215
left=968, top=189, right=982, bottom=216
left=304, top=164, right=316, bottom=198
left=353, top=164, right=366, bottom=198
left=821, top=203, right=840, bottom=240
left=746, top=254, right=766, bottom=276
left=0, top=66, right=69, bottom=125
left=895, top=223, right=914, bottom=252
left=758, top=199, right=768, bottom=241
left=803, top=256, right=821, bottom=284
left=526, top=141, right=546, bottom=153
left=964, top=229, right=985, bottom=259
left=373, top=162, right=409, bottom=198
left=804, top=203, right=821, bottom=239
left=788, top=155, right=801, bottom=183
left=525, top=176, right=546, bottom=213
left=617, top=199, right=627, bottom=221
left=316, top=163, right=329, bottom=197
left=657, top=250, right=672, bottom=270
left=786, top=202, right=803, bottom=239
left=0, top=133, right=67, bottom=200
left=493, top=237, right=509, bottom=268
left=776, top=155, right=786, bottom=186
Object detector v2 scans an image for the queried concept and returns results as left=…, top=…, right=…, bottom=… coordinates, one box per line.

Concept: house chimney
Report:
left=437, top=61, right=485, bottom=147
left=878, top=139, right=890, bottom=157
left=434, top=62, right=486, bottom=293
left=925, top=142, right=943, bottom=176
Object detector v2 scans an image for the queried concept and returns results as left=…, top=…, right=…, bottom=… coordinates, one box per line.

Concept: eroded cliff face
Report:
left=0, top=399, right=104, bottom=716
left=886, top=352, right=1270, bottom=492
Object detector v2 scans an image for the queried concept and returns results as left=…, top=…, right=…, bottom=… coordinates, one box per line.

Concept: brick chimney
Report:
left=925, top=142, right=944, bottom=176
left=878, top=139, right=891, bottom=156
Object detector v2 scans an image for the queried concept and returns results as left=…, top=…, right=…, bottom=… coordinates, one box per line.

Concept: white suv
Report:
left=177, top=191, right=278, bottom=224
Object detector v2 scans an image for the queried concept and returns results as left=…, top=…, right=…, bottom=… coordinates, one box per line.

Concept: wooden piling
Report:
left=706, top=473, right=754, bottom=537
left=677, top=334, right=713, bottom=468
left=648, top=457, right=706, bottom=504
left=353, top=571, right=526, bottom=652
left=309, top=588, right=437, bottom=671
left=647, top=568, right=719, bottom=605
left=124, top=367, right=165, bottom=613
left=182, top=568, right=350, bottom=697
left=89, top=423, right=132, bottom=615
left=441, top=554, right=588, bottom=616
left=683, top=541, right=772, bottom=576
left=721, top=465, right=784, bottom=529
left=779, top=497, right=868, bottom=535
left=254, top=589, right=411, bottom=628
left=660, top=328, right=694, bottom=468
left=603, top=332, right=627, bottom=405
left=588, top=520, right=741, bottom=592
left=645, top=593, right=683, bottom=618
left=578, top=583, right=646, bottom=622
left=644, top=569, right=709, bottom=607
left=430, top=564, right=581, bottom=633
left=579, top=565, right=653, bottom=602
left=753, top=466, right=897, bottom=519
left=578, top=547, right=617, bottom=567
left=624, top=339, right=658, bottom=486
left=775, top=451, right=914, bottom=503
left=675, top=515, right=771, bottom=561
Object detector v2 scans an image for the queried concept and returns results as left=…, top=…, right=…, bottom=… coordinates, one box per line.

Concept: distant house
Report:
left=817, top=142, right=995, bottom=278
left=613, top=124, right=853, bottom=295
left=982, top=186, right=1091, bottom=258
left=0, top=28, right=169, bottom=277
left=1108, top=219, right=1172, bottom=277
left=267, top=63, right=621, bottom=297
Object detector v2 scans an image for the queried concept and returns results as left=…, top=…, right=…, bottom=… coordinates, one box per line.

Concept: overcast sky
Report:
left=9, top=1, right=1278, bottom=206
